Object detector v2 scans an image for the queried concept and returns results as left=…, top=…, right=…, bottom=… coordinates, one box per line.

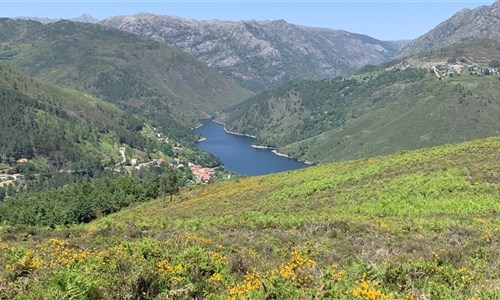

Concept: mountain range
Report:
left=1, top=3, right=500, bottom=299
left=3, top=0, right=499, bottom=167
left=0, top=19, right=251, bottom=142
left=397, top=0, right=500, bottom=58
left=101, top=14, right=406, bottom=92
left=14, top=14, right=99, bottom=24
left=218, top=1, right=500, bottom=163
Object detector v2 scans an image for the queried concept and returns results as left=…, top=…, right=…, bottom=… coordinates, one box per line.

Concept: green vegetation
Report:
left=0, top=167, right=182, bottom=227
left=223, top=40, right=500, bottom=163
left=0, top=64, right=161, bottom=169
left=0, top=64, right=226, bottom=203
left=0, top=136, right=498, bottom=299
left=0, top=19, right=252, bottom=144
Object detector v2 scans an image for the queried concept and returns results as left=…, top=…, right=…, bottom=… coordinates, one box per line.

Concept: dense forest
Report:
left=0, top=168, right=180, bottom=227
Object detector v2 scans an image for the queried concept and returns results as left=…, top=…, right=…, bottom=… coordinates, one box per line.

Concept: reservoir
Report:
left=194, top=119, right=308, bottom=176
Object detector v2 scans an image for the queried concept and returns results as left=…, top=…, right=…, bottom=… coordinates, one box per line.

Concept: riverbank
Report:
left=212, top=119, right=257, bottom=138
left=271, top=150, right=293, bottom=159
left=194, top=119, right=309, bottom=175
left=200, top=119, right=316, bottom=165
left=251, top=144, right=275, bottom=150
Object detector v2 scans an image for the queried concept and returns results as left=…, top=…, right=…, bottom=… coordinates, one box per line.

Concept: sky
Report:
left=0, top=0, right=495, bottom=40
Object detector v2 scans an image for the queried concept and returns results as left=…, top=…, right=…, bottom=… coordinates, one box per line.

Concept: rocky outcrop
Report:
left=397, top=1, right=500, bottom=58
left=101, top=14, right=403, bottom=92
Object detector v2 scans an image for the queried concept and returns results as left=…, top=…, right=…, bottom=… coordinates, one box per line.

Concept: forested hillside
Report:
left=1, top=136, right=498, bottom=299
left=0, top=64, right=163, bottom=169
left=222, top=40, right=500, bottom=163
left=0, top=19, right=252, bottom=138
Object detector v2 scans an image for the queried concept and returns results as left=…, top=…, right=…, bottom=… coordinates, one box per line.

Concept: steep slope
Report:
left=0, top=64, right=169, bottom=169
left=222, top=41, right=500, bottom=163
left=0, top=19, right=252, bottom=135
left=1, top=136, right=499, bottom=298
left=397, top=0, right=500, bottom=58
left=101, top=14, right=403, bottom=92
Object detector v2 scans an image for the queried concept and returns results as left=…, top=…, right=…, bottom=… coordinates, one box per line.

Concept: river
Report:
left=194, top=119, right=309, bottom=176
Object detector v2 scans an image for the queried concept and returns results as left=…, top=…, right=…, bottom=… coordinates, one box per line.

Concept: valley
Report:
left=0, top=1, right=499, bottom=299
left=1, top=136, right=499, bottom=298
left=194, top=119, right=308, bottom=176
left=222, top=40, right=500, bottom=163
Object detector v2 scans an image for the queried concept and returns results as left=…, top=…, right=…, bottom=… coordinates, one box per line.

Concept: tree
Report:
left=160, top=167, right=179, bottom=201
left=489, top=59, right=500, bottom=68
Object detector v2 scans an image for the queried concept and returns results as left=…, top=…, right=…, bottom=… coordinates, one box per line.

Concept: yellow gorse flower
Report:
left=210, top=252, right=228, bottom=266
left=228, top=269, right=262, bottom=300
left=352, top=275, right=392, bottom=300
left=207, top=272, right=224, bottom=284
left=157, top=260, right=184, bottom=276
left=270, top=250, right=317, bottom=286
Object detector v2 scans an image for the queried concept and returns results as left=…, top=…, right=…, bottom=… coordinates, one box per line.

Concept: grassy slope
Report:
left=285, top=72, right=500, bottom=163
left=0, top=19, right=252, bottom=129
left=223, top=40, right=500, bottom=163
left=0, top=64, right=157, bottom=167
left=1, top=137, right=498, bottom=299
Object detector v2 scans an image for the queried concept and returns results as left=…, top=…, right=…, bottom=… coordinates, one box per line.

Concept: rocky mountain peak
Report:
left=101, top=13, right=401, bottom=92
left=72, top=14, right=98, bottom=24
left=397, top=1, right=500, bottom=58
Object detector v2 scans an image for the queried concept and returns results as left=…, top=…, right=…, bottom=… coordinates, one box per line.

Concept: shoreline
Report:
left=251, top=144, right=275, bottom=150
left=271, top=150, right=293, bottom=159
left=212, top=119, right=257, bottom=138
left=223, top=128, right=257, bottom=139
left=196, top=118, right=316, bottom=165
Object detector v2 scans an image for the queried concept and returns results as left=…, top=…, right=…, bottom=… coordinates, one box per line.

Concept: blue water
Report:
left=194, top=119, right=308, bottom=176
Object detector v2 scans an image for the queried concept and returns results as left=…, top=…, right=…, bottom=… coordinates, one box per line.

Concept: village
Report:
left=0, top=158, right=27, bottom=187
left=118, top=154, right=216, bottom=184
left=384, top=58, right=499, bottom=78
left=115, top=127, right=218, bottom=184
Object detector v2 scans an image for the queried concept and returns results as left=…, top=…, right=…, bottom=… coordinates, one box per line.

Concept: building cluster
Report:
left=188, top=162, right=215, bottom=184
left=383, top=63, right=410, bottom=72
left=436, top=63, right=463, bottom=76
left=119, top=157, right=165, bottom=173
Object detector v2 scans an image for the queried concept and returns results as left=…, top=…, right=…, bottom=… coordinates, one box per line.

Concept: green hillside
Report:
left=222, top=40, right=500, bottom=163
left=0, top=64, right=165, bottom=169
left=1, top=136, right=499, bottom=299
left=0, top=19, right=252, bottom=135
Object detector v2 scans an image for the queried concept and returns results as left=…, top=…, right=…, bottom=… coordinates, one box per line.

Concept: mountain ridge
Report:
left=14, top=14, right=99, bottom=24
left=222, top=40, right=500, bottom=163
left=101, top=13, right=404, bottom=92
left=396, top=1, right=500, bottom=58
left=0, top=19, right=252, bottom=142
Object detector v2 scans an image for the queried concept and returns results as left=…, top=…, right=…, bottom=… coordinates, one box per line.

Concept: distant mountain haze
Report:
left=101, top=13, right=406, bottom=92
left=14, top=14, right=99, bottom=24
